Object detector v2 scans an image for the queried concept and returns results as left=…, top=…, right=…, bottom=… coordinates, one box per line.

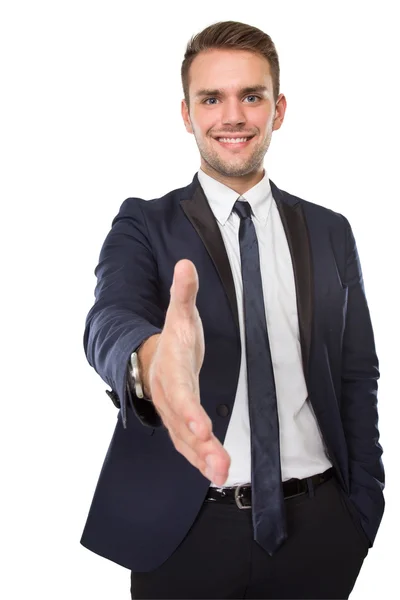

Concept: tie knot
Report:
left=233, top=199, right=252, bottom=220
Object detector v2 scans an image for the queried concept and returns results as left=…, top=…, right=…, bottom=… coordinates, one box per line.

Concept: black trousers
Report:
left=131, top=475, right=370, bottom=599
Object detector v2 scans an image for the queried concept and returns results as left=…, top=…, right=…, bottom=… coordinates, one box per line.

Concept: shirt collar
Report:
left=197, top=167, right=273, bottom=226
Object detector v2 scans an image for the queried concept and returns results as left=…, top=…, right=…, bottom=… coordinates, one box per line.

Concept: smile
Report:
left=215, top=136, right=255, bottom=148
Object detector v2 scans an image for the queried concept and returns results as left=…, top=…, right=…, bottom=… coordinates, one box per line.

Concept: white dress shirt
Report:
left=197, top=168, right=332, bottom=487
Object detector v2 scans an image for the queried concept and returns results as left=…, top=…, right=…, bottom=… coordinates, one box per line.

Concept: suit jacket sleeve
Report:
left=340, top=216, right=385, bottom=543
left=83, top=197, right=164, bottom=429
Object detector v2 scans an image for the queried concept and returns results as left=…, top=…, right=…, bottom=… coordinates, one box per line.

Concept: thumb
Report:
left=169, top=259, right=199, bottom=315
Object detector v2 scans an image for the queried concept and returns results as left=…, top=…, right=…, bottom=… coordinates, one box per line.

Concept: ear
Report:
left=272, top=93, right=287, bottom=132
left=181, top=99, right=193, bottom=134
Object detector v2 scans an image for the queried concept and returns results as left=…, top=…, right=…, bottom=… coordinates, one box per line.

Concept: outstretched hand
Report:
left=148, top=259, right=231, bottom=486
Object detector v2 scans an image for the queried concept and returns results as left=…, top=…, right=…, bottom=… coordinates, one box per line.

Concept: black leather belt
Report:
left=205, top=467, right=334, bottom=510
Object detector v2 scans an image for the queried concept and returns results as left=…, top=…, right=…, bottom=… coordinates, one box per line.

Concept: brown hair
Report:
left=181, top=21, right=280, bottom=109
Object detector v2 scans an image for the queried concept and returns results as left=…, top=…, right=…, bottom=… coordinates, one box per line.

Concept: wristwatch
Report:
left=128, top=350, right=152, bottom=402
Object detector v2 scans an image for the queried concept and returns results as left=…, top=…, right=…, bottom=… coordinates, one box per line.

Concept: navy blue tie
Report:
left=233, top=199, right=287, bottom=555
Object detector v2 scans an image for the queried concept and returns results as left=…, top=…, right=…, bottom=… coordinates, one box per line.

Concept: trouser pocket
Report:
left=333, top=479, right=370, bottom=552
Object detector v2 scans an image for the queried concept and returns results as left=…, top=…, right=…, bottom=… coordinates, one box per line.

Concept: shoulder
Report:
left=275, top=183, right=350, bottom=233
left=115, top=181, right=192, bottom=221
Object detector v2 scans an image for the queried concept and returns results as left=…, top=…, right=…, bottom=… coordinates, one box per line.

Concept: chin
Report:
left=218, top=157, right=257, bottom=174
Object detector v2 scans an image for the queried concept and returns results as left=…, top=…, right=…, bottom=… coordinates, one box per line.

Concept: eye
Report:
left=203, top=95, right=261, bottom=105
left=244, top=95, right=261, bottom=103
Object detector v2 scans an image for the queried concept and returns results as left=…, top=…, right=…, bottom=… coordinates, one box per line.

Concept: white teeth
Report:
left=218, top=137, right=249, bottom=143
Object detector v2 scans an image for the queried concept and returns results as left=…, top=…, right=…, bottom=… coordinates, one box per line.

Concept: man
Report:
left=81, top=20, right=385, bottom=599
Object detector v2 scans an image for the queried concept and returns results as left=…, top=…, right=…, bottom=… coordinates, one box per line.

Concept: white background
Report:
left=1, top=1, right=398, bottom=598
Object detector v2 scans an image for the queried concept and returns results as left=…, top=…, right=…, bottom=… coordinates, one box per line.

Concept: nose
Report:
left=221, top=98, right=246, bottom=128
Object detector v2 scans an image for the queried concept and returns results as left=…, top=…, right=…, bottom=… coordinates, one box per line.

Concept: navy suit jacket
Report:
left=81, top=173, right=384, bottom=571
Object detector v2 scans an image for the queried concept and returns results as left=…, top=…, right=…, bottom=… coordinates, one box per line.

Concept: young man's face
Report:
left=181, top=48, right=286, bottom=183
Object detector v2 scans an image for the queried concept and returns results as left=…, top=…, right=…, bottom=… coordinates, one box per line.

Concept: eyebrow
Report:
left=194, top=85, right=269, bottom=99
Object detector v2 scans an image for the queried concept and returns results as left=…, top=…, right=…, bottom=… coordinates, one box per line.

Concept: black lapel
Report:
left=180, top=174, right=313, bottom=383
left=180, top=175, right=240, bottom=333
left=270, top=180, right=313, bottom=382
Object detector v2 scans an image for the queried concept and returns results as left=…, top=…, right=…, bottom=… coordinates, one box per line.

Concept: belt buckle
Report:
left=234, top=484, right=251, bottom=510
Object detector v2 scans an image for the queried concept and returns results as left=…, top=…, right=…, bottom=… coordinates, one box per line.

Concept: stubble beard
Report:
left=195, top=128, right=273, bottom=178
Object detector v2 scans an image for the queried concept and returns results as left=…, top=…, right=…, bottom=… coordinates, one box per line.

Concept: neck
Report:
left=200, top=163, right=265, bottom=195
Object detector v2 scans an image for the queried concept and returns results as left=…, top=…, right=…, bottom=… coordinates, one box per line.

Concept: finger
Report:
left=167, top=407, right=230, bottom=473
left=158, top=390, right=219, bottom=456
left=169, top=429, right=230, bottom=484
left=154, top=380, right=210, bottom=438
left=169, top=259, right=199, bottom=316
left=166, top=408, right=214, bottom=446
